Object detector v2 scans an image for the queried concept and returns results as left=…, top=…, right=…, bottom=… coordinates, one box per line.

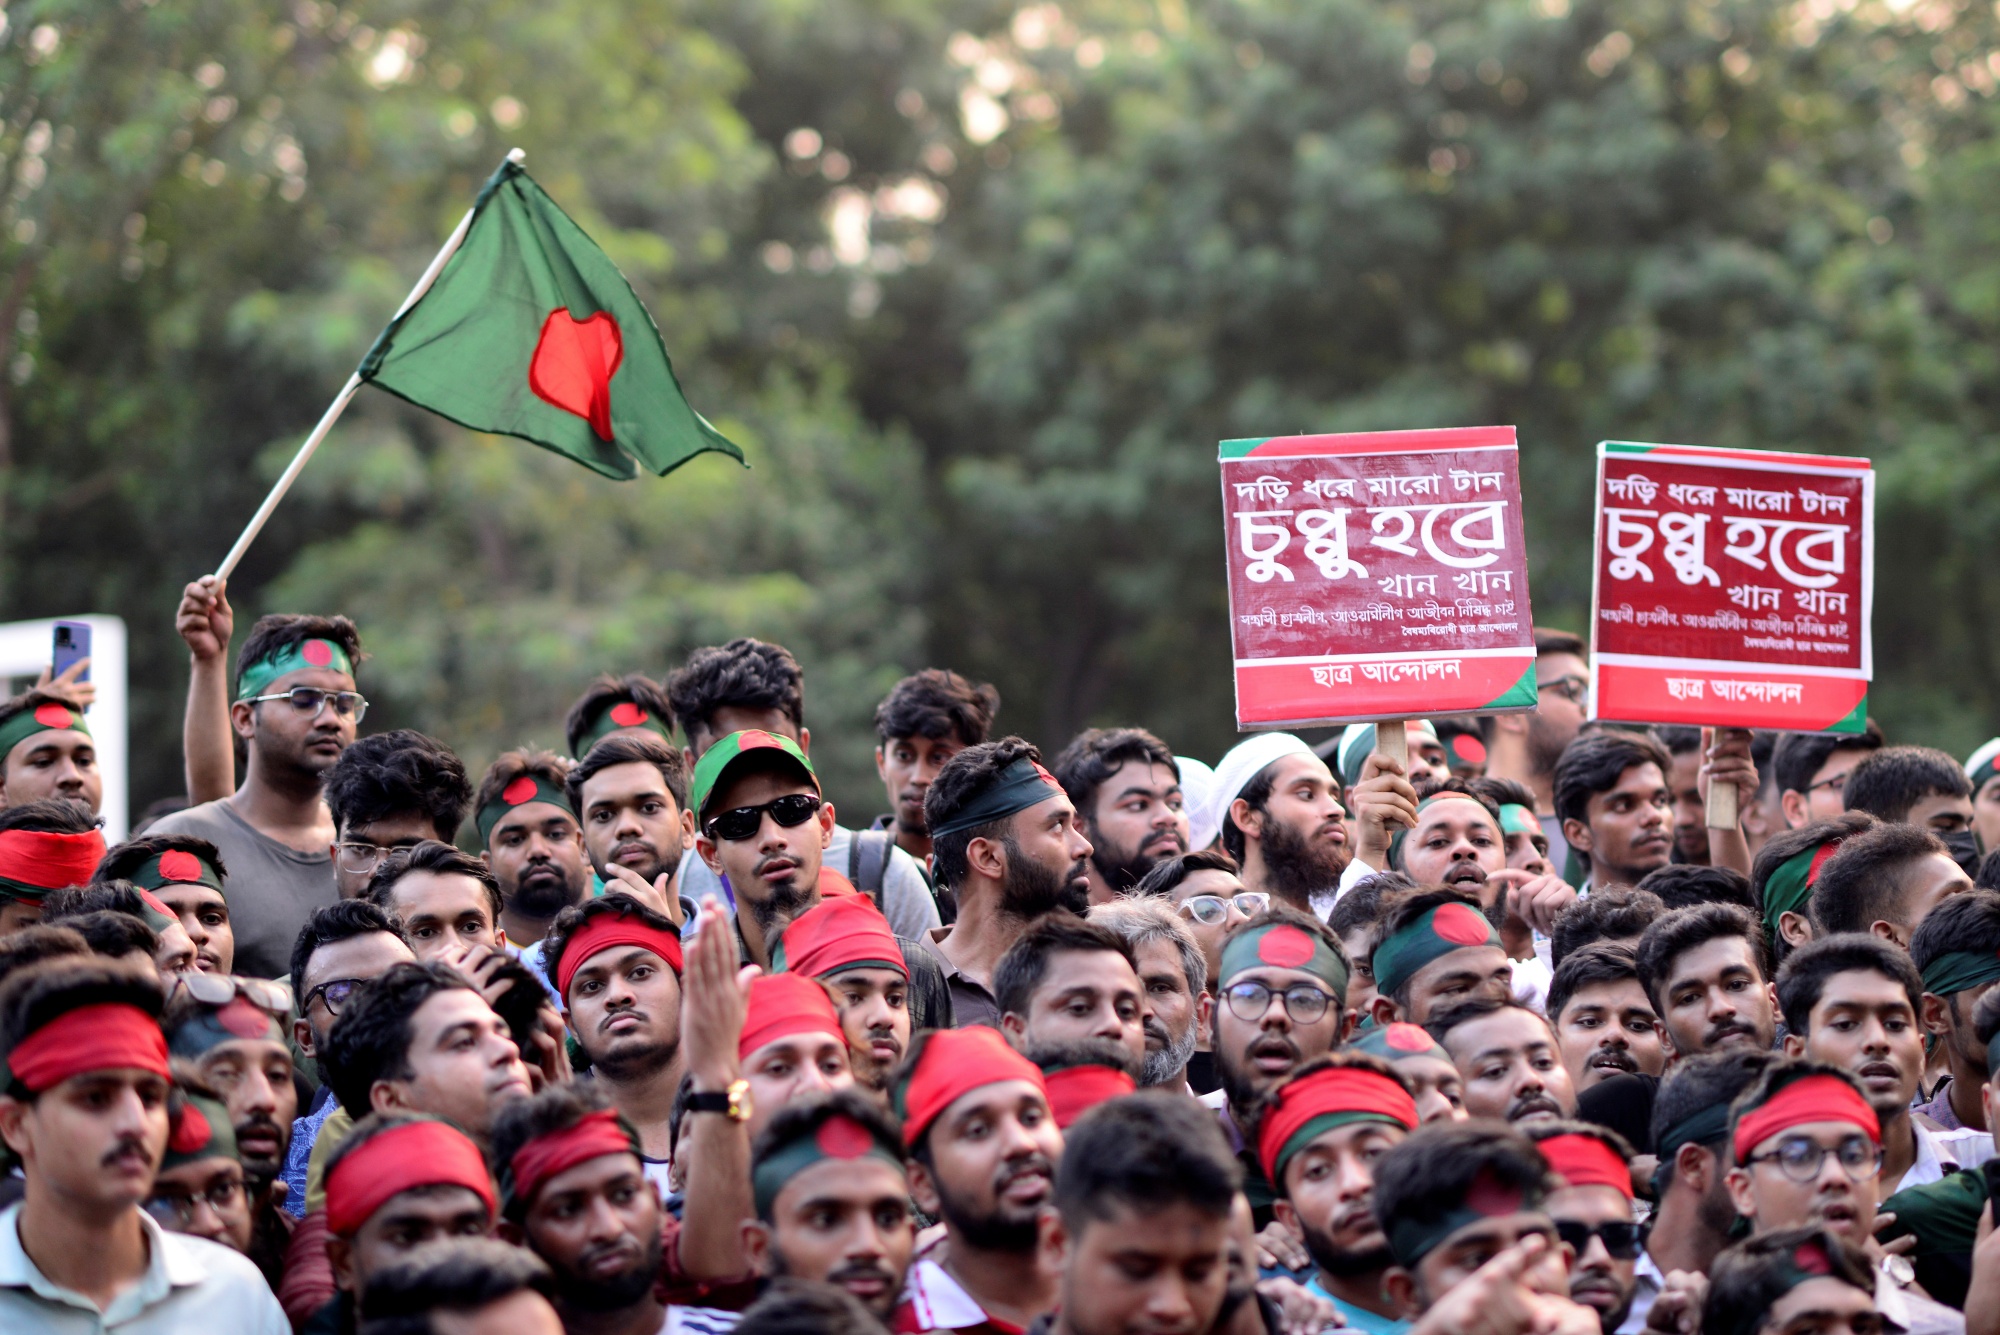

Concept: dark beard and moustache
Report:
left=1259, top=816, right=1349, bottom=910
left=749, top=876, right=817, bottom=934
left=603, top=839, right=672, bottom=885
left=1140, top=1013, right=1198, bottom=1088
left=1301, top=1217, right=1392, bottom=1280
left=591, top=1028, right=680, bottom=1082
left=1527, top=713, right=1575, bottom=780
left=552, top=1229, right=663, bottom=1312
left=933, top=1155, right=1052, bottom=1253
left=997, top=836, right=1066, bottom=919
left=511, top=862, right=585, bottom=919
left=1089, top=826, right=1185, bottom=894
left=771, top=1248, right=905, bottom=1320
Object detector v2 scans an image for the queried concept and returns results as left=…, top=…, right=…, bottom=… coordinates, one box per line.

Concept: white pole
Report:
left=211, top=148, right=526, bottom=581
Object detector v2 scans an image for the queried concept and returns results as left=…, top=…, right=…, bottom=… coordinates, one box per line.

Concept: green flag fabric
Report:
left=358, top=157, right=744, bottom=480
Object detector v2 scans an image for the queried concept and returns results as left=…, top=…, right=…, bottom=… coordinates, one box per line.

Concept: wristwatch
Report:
left=687, top=1078, right=753, bottom=1122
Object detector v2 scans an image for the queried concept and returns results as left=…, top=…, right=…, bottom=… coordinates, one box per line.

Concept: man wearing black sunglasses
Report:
left=1525, top=1123, right=1641, bottom=1333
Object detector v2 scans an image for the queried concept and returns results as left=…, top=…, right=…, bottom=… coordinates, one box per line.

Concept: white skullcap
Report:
left=1177, top=756, right=1220, bottom=852
left=1968, top=738, right=2000, bottom=788
left=1208, top=732, right=1315, bottom=846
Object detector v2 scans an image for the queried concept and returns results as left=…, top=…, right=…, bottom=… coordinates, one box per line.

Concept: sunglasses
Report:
left=1178, top=891, right=1270, bottom=925
left=705, top=793, right=823, bottom=842
left=172, top=972, right=292, bottom=1016
left=1553, top=1218, right=1641, bottom=1261
left=243, top=686, right=369, bottom=723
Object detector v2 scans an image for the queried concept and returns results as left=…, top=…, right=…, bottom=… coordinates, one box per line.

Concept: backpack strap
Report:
left=847, top=830, right=892, bottom=909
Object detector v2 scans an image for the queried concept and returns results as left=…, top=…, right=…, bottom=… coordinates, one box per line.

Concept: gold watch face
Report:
left=727, top=1078, right=753, bottom=1122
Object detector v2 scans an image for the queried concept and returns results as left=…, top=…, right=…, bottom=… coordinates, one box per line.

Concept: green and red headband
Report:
left=753, top=1113, right=905, bottom=1217
left=131, top=847, right=224, bottom=895
left=237, top=636, right=353, bottom=700
left=163, top=1090, right=239, bottom=1172
left=1349, top=1021, right=1451, bottom=1064
left=1705, top=1237, right=1855, bottom=1335
left=1759, top=838, right=1845, bottom=940
left=1386, top=1165, right=1545, bottom=1269
left=1373, top=901, right=1500, bottom=1002
left=573, top=699, right=672, bottom=758
left=1922, top=947, right=2000, bottom=1000
left=1732, top=1073, right=1879, bottom=1166
left=773, top=894, right=906, bottom=981
left=0, top=700, right=89, bottom=758
left=501, top=1108, right=641, bottom=1220
left=1219, top=921, right=1349, bottom=1001
left=167, top=994, right=285, bottom=1061
left=476, top=772, right=576, bottom=845
left=1970, top=739, right=2000, bottom=792
left=0, top=827, right=107, bottom=903
left=928, top=755, right=1064, bottom=839
left=1258, top=1065, right=1417, bottom=1186
left=1498, top=804, right=1540, bottom=837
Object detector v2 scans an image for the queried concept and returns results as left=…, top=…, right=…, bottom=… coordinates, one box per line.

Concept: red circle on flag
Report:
left=1451, top=735, right=1489, bottom=765
left=739, top=730, right=780, bottom=750
left=1793, top=1243, right=1832, bottom=1276
left=217, top=996, right=271, bottom=1038
left=171, top=1102, right=212, bottom=1155
left=302, top=639, right=335, bottom=668
left=1466, top=1168, right=1523, bottom=1218
left=503, top=776, right=539, bottom=806
left=138, top=888, right=176, bottom=920
left=1433, top=902, right=1491, bottom=946
left=816, top=1117, right=873, bottom=1159
left=1257, top=925, right=1317, bottom=969
left=609, top=702, right=648, bottom=727
left=158, top=850, right=203, bottom=883
left=1385, top=1022, right=1432, bottom=1053
left=31, top=703, right=71, bottom=729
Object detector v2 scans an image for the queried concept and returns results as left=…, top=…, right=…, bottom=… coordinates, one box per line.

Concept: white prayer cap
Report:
left=1968, top=738, right=2000, bottom=789
left=1207, top=732, right=1315, bottom=846
left=1177, top=756, right=1220, bottom=852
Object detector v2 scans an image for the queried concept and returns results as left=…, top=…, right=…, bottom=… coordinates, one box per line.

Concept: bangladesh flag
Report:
left=358, top=156, right=744, bottom=480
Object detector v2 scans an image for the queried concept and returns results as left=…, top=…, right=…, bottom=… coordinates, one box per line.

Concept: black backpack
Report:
left=845, top=828, right=892, bottom=909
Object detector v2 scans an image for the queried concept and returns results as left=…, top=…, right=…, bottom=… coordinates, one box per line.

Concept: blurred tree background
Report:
left=3, top=0, right=1997, bottom=819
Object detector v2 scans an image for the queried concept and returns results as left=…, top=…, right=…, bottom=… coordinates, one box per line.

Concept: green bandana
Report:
left=752, top=1115, right=903, bottom=1217
left=1218, top=921, right=1349, bottom=1003
left=477, top=772, right=577, bottom=844
left=1758, top=838, right=1843, bottom=940
left=1389, top=792, right=1500, bottom=870
left=1649, top=1103, right=1733, bottom=1197
left=162, top=1091, right=239, bottom=1173
left=572, top=699, right=673, bottom=758
left=236, top=636, right=354, bottom=700
left=0, top=701, right=89, bottom=759
left=130, top=848, right=225, bottom=895
left=1970, top=740, right=2000, bottom=792
left=1498, top=804, right=1540, bottom=837
left=689, top=729, right=819, bottom=822
left=1386, top=1168, right=1544, bottom=1268
left=1349, top=1020, right=1451, bottom=1064
left=1372, top=901, right=1501, bottom=1002
left=1921, top=948, right=2000, bottom=1000
left=166, top=994, right=285, bottom=1060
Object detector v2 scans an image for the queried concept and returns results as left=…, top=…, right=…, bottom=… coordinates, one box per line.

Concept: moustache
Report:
left=599, top=1006, right=650, bottom=1033
left=827, top=1261, right=899, bottom=1287
left=1508, top=1093, right=1564, bottom=1121
left=1588, top=1046, right=1638, bottom=1072
left=101, top=1134, right=150, bottom=1169
left=609, top=838, right=657, bottom=860
left=1143, top=1015, right=1172, bottom=1050
left=1705, top=1020, right=1757, bottom=1046
left=993, top=1153, right=1055, bottom=1194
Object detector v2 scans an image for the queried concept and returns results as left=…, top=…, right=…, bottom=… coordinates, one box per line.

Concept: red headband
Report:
left=508, top=1109, right=636, bottom=1211
left=1732, top=1075, right=1880, bottom=1165
left=778, top=895, right=907, bottom=980
left=740, top=973, right=844, bottom=1060
left=1257, top=1066, right=1419, bottom=1185
left=7, top=1003, right=170, bottom=1093
left=0, top=827, right=107, bottom=893
left=326, top=1120, right=497, bottom=1237
left=896, top=1026, right=1048, bottom=1147
left=1539, top=1133, right=1633, bottom=1198
left=554, top=913, right=685, bottom=997
left=1043, top=1065, right=1135, bottom=1129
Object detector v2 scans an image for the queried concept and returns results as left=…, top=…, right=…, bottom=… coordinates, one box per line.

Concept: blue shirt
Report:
left=1304, top=1276, right=1411, bottom=1335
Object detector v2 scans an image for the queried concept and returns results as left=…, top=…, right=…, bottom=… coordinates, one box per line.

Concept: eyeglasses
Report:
left=243, top=687, right=369, bottom=724
left=1745, top=1134, right=1882, bottom=1184
left=1805, top=772, right=1849, bottom=795
left=172, top=972, right=292, bottom=1016
left=302, top=976, right=365, bottom=1017
left=335, top=841, right=424, bottom=873
left=1223, top=979, right=1336, bottom=1024
left=1178, top=892, right=1270, bottom=926
left=1536, top=675, right=1589, bottom=706
left=145, top=1173, right=245, bottom=1227
left=1554, top=1218, right=1641, bottom=1261
left=705, top=793, right=822, bottom=842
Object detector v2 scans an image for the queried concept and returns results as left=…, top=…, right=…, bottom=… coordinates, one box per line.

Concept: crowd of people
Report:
left=2, top=582, right=1999, bottom=1335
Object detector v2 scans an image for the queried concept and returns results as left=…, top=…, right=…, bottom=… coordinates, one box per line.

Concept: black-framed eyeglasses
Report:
left=301, top=976, right=364, bottom=1017
left=1178, top=892, right=1269, bottom=926
left=1536, top=675, right=1589, bottom=705
left=705, top=793, right=822, bottom=842
left=145, top=1172, right=245, bottom=1227
left=1554, top=1218, right=1641, bottom=1261
left=1805, top=771, right=1849, bottom=795
left=170, top=972, right=292, bottom=1015
left=1223, top=979, right=1335, bottom=1024
left=243, top=686, right=368, bottom=723
left=1745, top=1134, right=1881, bottom=1184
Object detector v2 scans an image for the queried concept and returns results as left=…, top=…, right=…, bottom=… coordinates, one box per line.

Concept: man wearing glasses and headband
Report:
left=155, top=613, right=366, bottom=976
left=162, top=977, right=299, bottom=1204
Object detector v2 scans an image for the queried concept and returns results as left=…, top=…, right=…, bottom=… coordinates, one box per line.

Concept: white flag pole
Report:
left=210, top=148, right=526, bottom=582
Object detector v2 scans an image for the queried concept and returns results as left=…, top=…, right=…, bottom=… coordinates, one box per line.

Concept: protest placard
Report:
left=1589, top=440, right=1872, bottom=734
left=1219, top=426, right=1539, bottom=729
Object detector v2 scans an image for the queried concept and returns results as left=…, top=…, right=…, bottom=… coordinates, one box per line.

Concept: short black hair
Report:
left=1773, top=933, right=1922, bottom=1037
left=1810, top=822, right=1953, bottom=937
left=1910, top=890, right=2000, bottom=996
left=1649, top=1049, right=1771, bottom=1189
left=322, top=730, right=471, bottom=843
left=542, top=892, right=681, bottom=999
left=925, top=736, right=1046, bottom=890
left=1633, top=864, right=1753, bottom=913
left=1702, top=1228, right=1871, bottom=1335
left=1546, top=943, right=1644, bottom=1023
left=751, top=1090, right=904, bottom=1222
left=1634, top=903, right=1767, bottom=1016
left=1052, top=728, right=1178, bottom=823
left=1468, top=775, right=1537, bottom=813
left=1750, top=814, right=1878, bottom=952
left=565, top=730, right=689, bottom=816
left=1553, top=731, right=1673, bottom=834
left=58, top=910, right=158, bottom=962
left=0, top=923, right=90, bottom=983
left=93, top=833, right=228, bottom=887
left=1371, top=1121, right=1550, bottom=1253
left=564, top=673, right=675, bottom=759
left=290, top=899, right=408, bottom=1010
left=1053, top=1090, right=1239, bottom=1229
left=1841, top=745, right=1970, bottom=824
left=873, top=669, right=1000, bottom=747
left=236, top=614, right=363, bottom=697
left=1326, top=874, right=1410, bottom=942
left=1655, top=725, right=1703, bottom=758
left=1131, top=849, right=1241, bottom=901
left=44, top=880, right=158, bottom=925
left=488, top=1082, right=627, bottom=1220
left=1410, top=775, right=1502, bottom=821
left=1535, top=628, right=1586, bottom=658
left=1370, top=888, right=1485, bottom=1011
left=1425, top=992, right=1550, bottom=1052
left=0, top=958, right=163, bottom=1098
left=321, top=961, right=476, bottom=1116
left=365, top=840, right=504, bottom=927
left=472, top=750, right=574, bottom=836
left=736, top=1279, right=893, bottom=1335
left=1550, top=888, right=1665, bottom=970
left=667, top=638, right=804, bottom=748
left=357, top=1238, right=550, bottom=1333
left=0, top=797, right=98, bottom=836
left=1771, top=719, right=1884, bottom=797
left=1978, top=850, right=2000, bottom=892
left=994, top=915, right=1138, bottom=1020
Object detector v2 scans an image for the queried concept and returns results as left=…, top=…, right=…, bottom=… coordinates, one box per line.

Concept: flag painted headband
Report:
left=476, top=772, right=576, bottom=844
left=1373, top=901, right=1500, bottom=1002
left=1219, top=921, right=1349, bottom=1001
left=1044, top=1064, right=1135, bottom=1130
left=773, top=894, right=906, bottom=981
left=167, top=994, right=285, bottom=1060
left=1257, top=1065, right=1417, bottom=1185
left=927, top=756, right=1065, bottom=838
left=1350, top=1021, right=1451, bottom=1064
left=8, top=1002, right=170, bottom=1094
left=753, top=1113, right=905, bottom=1217
left=689, top=729, right=819, bottom=820
left=1758, top=838, right=1845, bottom=939
left=326, top=1119, right=496, bottom=1237
left=893, top=1025, right=1047, bottom=1147
left=573, top=699, right=672, bottom=758
left=1539, top=1133, right=1631, bottom=1198
left=163, top=1091, right=239, bottom=1173
left=1387, top=1166, right=1545, bottom=1269
left=1922, top=947, right=2000, bottom=1000
left=131, top=847, right=224, bottom=894
left=237, top=636, right=353, bottom=700
left=0, top=826, right=107, bottom=902
left=1389, top=793, right=1500, bottom=869
left=1705, top=1237, right=1854, bottom=1335
left=502, top=1108, right=640, bottom=1220
left=741, top=973, right=844, bottom=1060
left=0, top=701, right=90, bottom=758
left=1970, top=739, right=2000, bottom=792
left=1498, top=804, right=1540, bottom=838
left=1732, top=1073, right=1879, bottom=1165
left=553, top=910, right=684, bottom=997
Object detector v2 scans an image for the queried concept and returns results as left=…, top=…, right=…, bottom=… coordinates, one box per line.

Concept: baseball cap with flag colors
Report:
left=691, top=730, right=818, bottom=823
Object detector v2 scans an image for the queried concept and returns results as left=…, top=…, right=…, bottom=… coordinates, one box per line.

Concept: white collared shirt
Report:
left=0, top=1202, right=286, bottom=1334
left=1614, top=1249, right=1665, bottom=1335
left=1897, top=1121, right=1959, bottom=1194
